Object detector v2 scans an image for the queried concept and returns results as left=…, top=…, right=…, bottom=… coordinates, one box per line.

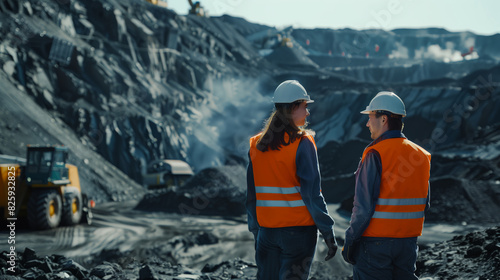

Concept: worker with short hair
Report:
left=342, top=92, right=431, bottom=279
left=246, top=80, right=338, bottom=279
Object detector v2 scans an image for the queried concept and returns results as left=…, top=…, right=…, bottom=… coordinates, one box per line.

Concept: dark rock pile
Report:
left=417, top=226, right=500, bottom=279
left=0, top=247, right=257, bottom=280
left=425, top=176, right=500, bottom=224
left=76, top=231, right=219, bottom=269
left=135, top=165, right=247, bottom=216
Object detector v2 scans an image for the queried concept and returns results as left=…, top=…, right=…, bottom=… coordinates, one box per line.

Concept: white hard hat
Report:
left=272, top=80, right=314, bottom=104
left=360, top=91, right=406, bottom=117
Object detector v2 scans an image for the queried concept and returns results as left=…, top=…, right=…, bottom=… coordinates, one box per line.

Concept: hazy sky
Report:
left=166, top=0, right=500, bottom=35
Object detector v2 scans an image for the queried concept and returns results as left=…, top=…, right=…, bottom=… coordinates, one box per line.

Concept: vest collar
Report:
left=368, top=130, right=406, bottom=148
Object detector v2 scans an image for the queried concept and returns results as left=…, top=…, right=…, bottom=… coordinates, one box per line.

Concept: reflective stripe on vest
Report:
left=372, top=211, right=425, bottom=219
left=255, top=186, right=305, bottom=207
left=249, top=133, right=316, bottom=228
left=361, top=137, right=431, bottom=238
left=255, top=186, right=302, bottom=194
left=378, top=197, right=427, bottom=206
left=257, top=200, right=306, bottom=207
left=373, top=197, right=427, bottom=219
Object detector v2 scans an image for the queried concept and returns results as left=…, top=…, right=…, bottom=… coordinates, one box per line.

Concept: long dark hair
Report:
left=256, top=101, right=314, bottom=152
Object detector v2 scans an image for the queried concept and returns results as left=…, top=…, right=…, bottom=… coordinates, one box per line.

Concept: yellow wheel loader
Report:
left=0, top=146, right=93, bottom=230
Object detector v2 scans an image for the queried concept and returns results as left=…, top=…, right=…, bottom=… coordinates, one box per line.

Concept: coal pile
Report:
left=425, top=177, right=500, bottom=224
left=0, top=247, right=258, bottom=280
left=135, top=165, right=247, bottom=216
left=417, top=226, right=500, bottom=279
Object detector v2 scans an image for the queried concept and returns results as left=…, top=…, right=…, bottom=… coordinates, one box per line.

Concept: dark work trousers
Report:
left=353, top=237, right=419, bottom=280
left=256, top=226, right=318, bottom=280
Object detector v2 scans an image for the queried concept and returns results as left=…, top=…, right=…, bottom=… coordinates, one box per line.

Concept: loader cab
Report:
left=25, top=146, right=70, bottom=186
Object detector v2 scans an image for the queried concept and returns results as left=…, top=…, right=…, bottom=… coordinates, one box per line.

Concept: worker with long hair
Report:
left=246, top=80, right=337, bottom=279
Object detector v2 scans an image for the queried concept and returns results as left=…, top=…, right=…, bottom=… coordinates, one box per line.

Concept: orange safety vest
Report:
left=249, top=133, right=316, bottom=228
left=361, top=137, right=431, bottom=238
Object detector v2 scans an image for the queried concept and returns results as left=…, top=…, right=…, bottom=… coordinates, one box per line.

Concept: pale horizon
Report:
left=166, top=0, right=500, bottom=36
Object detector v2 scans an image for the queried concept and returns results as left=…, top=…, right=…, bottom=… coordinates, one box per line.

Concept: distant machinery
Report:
left=143, top=159, right=194, bottom=190
left=145, top=0, right=168, bottom=8
left=246, top=26, right=294, bottom=53
left=187, top=0, right=205, bottom=17
left=1, top=145, right=93, bottom=230
left=144, top=0, right=205, bottom=17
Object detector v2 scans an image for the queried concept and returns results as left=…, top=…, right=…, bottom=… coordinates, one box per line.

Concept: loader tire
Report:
left=27, top=190, right=62, bottom=230
left=61, top=191, right=82, bottom=226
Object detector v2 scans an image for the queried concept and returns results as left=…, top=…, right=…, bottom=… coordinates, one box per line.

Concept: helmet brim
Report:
left=273, top=98, right=314, bottom=104
left=360, top=109, right=406, bottom=117
left=298, top=97, right=314, bottom=103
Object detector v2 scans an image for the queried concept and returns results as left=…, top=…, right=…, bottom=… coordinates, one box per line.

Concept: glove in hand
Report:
left=342, top=243, right=357, bottom=265
left=324, top=238, right=338, bottom=261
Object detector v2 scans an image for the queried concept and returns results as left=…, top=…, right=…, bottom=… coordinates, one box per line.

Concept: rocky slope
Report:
left=0, top=0, right=271, bottom=187
left=292, top=27, right=500, bottom=83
